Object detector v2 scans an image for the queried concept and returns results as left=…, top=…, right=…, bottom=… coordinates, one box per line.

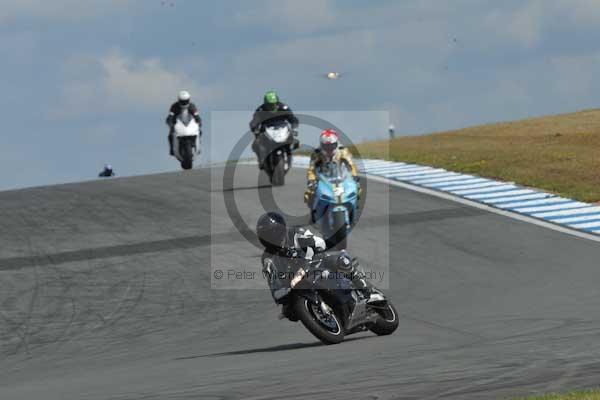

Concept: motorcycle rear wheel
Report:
left=369, top=302, right=399, bottom=336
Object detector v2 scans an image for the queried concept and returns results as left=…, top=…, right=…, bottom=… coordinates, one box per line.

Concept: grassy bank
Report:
left=354, top=109, right=600, bottom=203
left=514, top=390, right=600, bottom=400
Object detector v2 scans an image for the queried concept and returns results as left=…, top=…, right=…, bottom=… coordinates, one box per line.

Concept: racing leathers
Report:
left=261, top=227, right=375, bottom=319
left=261, top=226, right=326, bottom=304
left=165, top=102, right=202, bottom=155
left=249, top=102, right=299, bottom=168
left=304, top=146, right=360, bottom=204
left=98, top=168, right=115, bottom=178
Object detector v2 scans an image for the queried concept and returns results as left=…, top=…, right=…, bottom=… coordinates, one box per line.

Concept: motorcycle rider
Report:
left=304, top=129, right=360, bottom=204
left=256, top=212, right=375, bottom=319
left=165, top=90, right=202, bottom=156
left=98, top=164, right=115, bottom=178
left=249, top=90, right=299, bottom=169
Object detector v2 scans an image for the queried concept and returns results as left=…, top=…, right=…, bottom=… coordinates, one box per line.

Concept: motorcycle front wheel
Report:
left=294, top=296, right=344, bottom=345
left=270, top=156, right=285, bottom=186
left=326, top=211, right=348, bottom=250
left=180, top=140, right=194, bottom=170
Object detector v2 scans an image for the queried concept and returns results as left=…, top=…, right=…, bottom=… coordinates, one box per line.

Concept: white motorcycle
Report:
left=172, top=111, right=200, bottom=170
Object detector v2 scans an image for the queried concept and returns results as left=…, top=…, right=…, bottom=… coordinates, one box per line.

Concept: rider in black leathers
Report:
left=98, top=164, right=115, bottom=177
left=249, top=90, right=299, bottom=169
left=256, top=212, right=374, bottom=319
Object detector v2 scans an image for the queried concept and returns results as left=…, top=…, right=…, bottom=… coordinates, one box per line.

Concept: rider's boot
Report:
left=168, top=133, right=174, bottom=156
left=257, top=146, right=267, bottom=170
left=356, top=277, right=384, bottom=303
left=252, top=138, right=265, bottom=169
left=278, top=302, right=297, bottom=321
left=351, top=261, right=385, bottom=303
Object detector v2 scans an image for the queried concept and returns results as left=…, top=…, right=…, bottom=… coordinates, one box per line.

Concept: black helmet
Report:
left=336, top=250, right=353, bottom=272
left=256, top=212, right=287, bottom=249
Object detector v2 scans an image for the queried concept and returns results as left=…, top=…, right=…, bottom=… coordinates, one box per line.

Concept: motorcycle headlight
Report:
left=333, top=186, right=344, bottom=197
left=290, top=268, right=306, bottom=288
left=266, top=127, right=290, bottom=143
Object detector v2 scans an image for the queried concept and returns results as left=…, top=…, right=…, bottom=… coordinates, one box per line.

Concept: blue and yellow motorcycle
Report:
left=310, top=161, right=360, bottom=249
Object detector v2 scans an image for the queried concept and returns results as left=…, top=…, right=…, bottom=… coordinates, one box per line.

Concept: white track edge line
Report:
left=220, top=159, right=600, bottom=243
left=365, top=173, right=600, bottom=243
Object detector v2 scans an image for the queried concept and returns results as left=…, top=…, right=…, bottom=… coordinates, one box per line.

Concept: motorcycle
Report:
left=256, top=121, right=297, bottom=186
left=263, top=252, right=398, bottom=345
left=172, top=111, right=200, bottom=170
left=310, top=161, right=359, bottom=249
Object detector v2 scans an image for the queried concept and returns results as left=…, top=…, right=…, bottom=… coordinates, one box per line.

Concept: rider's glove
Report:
left=312, top=235, right=326, bottom=252
left=353, top=176, right=362, bottom=199
left=304, top=180, right=317, bottom=204
left=284, top=247, right=299, bottom=258
left=303, top=190, right=311, bottom=204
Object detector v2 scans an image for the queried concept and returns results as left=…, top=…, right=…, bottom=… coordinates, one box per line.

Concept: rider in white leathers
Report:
left=165, top=90, right=202, bottom=156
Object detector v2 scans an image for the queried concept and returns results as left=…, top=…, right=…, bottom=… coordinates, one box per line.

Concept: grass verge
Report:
left=354, top=109, right=600, bottom=203
left=513, top=389, right=600, bottom=399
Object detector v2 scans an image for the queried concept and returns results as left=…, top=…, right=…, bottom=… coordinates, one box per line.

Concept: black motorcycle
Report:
left=263, top=252, right=398, bottom=344
left=255, top=121, right=298, bottom=186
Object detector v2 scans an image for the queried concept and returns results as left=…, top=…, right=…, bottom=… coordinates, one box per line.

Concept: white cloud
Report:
left=51, top=50, right=220, bottom=118
left=231, top=21, right=450, bottom=78
left=555, top=0, right=600, bottom=26
left=508, top=1, right=544, bottom=47
left=100, top=52, right=198, bottom=108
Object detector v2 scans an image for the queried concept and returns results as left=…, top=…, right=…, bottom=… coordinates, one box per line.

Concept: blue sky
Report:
left=2, top=0, right=600, bottom=190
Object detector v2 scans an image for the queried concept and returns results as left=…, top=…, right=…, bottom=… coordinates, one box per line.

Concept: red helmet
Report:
left=320, top=129, right=339, bottom=158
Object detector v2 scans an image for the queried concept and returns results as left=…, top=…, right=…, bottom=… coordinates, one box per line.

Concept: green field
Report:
left=354, top=109, right=600, bottom=203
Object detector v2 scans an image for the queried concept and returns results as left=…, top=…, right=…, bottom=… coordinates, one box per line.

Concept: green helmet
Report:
left=263, top=90, right=279, bottom=111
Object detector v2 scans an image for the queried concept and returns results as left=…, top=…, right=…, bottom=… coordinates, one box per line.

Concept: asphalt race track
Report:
left=1, top=166, right=600, bottom=399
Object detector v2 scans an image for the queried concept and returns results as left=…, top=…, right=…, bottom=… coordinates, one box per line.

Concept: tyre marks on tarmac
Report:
left=0, top=207, right=485, bottom=271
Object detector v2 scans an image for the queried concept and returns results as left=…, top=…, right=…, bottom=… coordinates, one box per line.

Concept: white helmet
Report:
left=178, top=90, right=191, bottom=106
